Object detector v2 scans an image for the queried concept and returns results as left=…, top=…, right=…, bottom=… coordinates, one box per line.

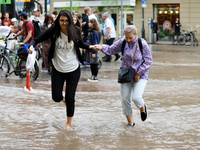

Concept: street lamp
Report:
left=121, top=0, right=123, bottom=37
left=142, top=0, right=146, bottom=39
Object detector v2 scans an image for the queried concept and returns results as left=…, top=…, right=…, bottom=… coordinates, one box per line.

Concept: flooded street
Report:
left=0, top=45, right=200, bottom=149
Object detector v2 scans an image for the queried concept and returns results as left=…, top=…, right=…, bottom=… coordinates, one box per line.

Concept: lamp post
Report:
left=142, top=0, right=146, bottom=39
left=70, top=0, right=73, bottom=14
left=121, top=0, right=123, bottom=37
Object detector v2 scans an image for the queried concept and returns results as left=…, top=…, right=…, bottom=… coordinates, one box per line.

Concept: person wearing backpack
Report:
left=12, top=12, right=35, bottom=55
left=29, top=9, right=42, bottom=25
left=93, top=25, right=153, bottom=128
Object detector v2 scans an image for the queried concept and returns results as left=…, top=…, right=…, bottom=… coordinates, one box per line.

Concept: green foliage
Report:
left=158, top=32, right=165, bottom=38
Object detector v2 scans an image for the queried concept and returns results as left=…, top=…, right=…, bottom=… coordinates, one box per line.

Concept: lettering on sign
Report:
left=65, top=2, right=81, bottom=7
left=101, top=1, right=118, bottom=6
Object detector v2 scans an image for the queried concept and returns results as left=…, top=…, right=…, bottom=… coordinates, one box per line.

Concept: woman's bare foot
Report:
left=64, top=124, right=71, bottom=130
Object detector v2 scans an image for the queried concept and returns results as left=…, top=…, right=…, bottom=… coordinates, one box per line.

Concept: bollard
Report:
left=26, top=71, right=31, bottom=91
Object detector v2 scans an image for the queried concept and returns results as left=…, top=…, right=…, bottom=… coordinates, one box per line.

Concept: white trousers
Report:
left=120, top=79, right=147, bottom=116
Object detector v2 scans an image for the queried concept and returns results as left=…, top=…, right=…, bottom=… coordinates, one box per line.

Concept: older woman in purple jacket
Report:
left=94, top=25, right=152, bottom=128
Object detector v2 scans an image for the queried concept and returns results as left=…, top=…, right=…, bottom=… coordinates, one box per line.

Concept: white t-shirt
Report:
left=52, top=32, right=79, bottom=73
left=89, top=14, right=97, bottom=22
left=103, top=18, right=116, bottom=39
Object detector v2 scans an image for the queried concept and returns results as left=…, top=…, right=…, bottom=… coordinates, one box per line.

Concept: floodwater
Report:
left=0, top=45, right=200, bottom=149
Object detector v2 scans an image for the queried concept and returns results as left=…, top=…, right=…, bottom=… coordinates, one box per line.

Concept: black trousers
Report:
left=51, top=65, right=80, bottom=117
left=90, top=64, right=98, bottom=76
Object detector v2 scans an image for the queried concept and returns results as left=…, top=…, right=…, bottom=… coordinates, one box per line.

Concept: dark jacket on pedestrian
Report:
left=152, top=22, right=158, bottom=33
left=82, top=13, right=89, bottom=41
left=40, top=23, right=51, bottom=43
left=87, top=29, right=101, bottom=54
left=30, top=26, right=90, bottom=65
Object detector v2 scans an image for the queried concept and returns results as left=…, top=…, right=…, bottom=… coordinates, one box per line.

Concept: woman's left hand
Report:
left=134, top=73, right=140, bottom=82
left=92, top=54, right=96, bottom=58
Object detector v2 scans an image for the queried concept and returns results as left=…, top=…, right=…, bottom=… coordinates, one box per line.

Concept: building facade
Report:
left=134, top=0, right=200, bottom=42
left=49, top=0, right=200, bottom=41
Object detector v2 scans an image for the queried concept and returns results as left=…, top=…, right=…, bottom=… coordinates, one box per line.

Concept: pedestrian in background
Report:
left=52, top=10, right=58, bottom=21
left=85, top=19, right=101, bottom=82
left=102, top=12, right=120, bottom=62
left=2, top=13, right=11, bottom=27
left=29, top=9, right=42, bottom=25
left=27, top=10, right=95, bottom=130
left=76, top=14, right=82, bottom=24
left=89, top=10, right=98, bottom=22
left=82, top=7, right=91, bottom=62
left=152, top=19, right=158, bottom=41
left=11, top=18, right=21, bottom=33
left=73, top=15, right=81, bottom=29
left=94, top=25, right=152, bottom=128
left=40, top=15, right=54, bottom=75
left=174, top=18, right=181, bottom=40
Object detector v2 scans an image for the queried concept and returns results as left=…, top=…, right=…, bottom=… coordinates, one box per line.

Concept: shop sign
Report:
left=163, top=21, right=171, bottom=30
left=54, top=0, right=136, bottom=8
left=130, top=0, right=136, bottom=6
left=101, top=1, right=118, bottom=6
left=65, top=2, right=81, bottom=7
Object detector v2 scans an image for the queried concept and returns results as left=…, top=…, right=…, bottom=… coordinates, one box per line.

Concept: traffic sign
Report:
left=142, top=0, right=146, bottom=8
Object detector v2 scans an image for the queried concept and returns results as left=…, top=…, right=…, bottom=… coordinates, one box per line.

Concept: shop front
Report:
left=134, top=0, right=200, bottom=42
left=52, top=0, right=136, bottom=38
left=154, top=4, right=180, bottom=40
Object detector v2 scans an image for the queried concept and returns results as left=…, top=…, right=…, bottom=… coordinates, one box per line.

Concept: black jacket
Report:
left=30, top=27, right=90, bottom=65
left=82, top=13, right=89, bottom=41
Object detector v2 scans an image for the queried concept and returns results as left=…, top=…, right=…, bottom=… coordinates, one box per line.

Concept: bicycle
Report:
left=190, top=30, right=198, bottom=47
left=0, top=36, right=39, bottom=81
left=180, top=30, right=193, bottom=46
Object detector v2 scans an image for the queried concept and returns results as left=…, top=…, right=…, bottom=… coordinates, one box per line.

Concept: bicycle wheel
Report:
left=18, top=58, right=26, bottom=78
left=184, top=35, right=192, bottom=46
left=97, top=60, right=102, bottom=69
left=178, top=34, right=185, bottom=45
left=0, top=55, right=10, bottom=78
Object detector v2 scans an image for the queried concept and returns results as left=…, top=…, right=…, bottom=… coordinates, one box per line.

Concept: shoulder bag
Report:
left=118, top=42, right=138, bottom=83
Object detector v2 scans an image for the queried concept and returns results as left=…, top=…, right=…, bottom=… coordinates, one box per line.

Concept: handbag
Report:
left=118, top=42, right=138, bottom=83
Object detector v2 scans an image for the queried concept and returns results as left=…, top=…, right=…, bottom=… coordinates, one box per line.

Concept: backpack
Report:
left=121, top=38, right=143, bottom=56
left=24, top=20, right=41, bottom=38
left=31, top=20, right=41, bottom=38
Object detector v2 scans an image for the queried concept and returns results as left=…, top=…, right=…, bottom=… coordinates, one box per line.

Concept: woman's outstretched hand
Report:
left=28, top=45, right=34, bottom=54
left=93, top=45, right=102, bottom=51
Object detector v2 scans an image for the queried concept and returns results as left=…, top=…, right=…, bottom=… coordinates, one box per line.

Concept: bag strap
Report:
left=121, top=39, right=126, bottom=56
left=138, top=38, right=143, bottom=54
left=131, top=42, right=138, bottom=66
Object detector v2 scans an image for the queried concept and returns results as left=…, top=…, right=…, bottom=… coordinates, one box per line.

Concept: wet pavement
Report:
left=0, top=45, right=200, bottom=149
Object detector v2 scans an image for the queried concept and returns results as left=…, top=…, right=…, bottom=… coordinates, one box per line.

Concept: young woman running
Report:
left=28, top=10, right=95, bottom=130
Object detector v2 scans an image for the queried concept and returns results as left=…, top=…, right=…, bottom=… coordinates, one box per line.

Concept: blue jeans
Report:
left=120, top=79, right=147, bottom=116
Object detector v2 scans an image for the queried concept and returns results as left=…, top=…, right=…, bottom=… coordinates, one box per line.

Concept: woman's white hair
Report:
left=123, top=25, right=138, bottom=35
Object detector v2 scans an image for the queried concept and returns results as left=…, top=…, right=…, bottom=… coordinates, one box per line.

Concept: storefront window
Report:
left=154, top=4, right=180, bottom=40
